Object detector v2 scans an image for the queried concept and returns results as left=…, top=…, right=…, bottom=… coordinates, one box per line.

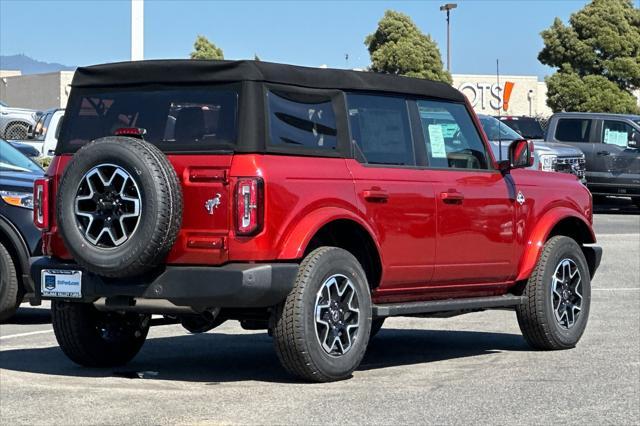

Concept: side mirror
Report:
left=502, top=139, right=533, bottom=171
left=629, top=131, right=639, bottom=149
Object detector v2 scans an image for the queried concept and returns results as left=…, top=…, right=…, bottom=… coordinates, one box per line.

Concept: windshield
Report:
left=499, top=118, right=544, bottom=139
left=0, top=140, right=43, bottom=173
left=479, top=116, right=523, bottom=141
left=0, top=100, right=7, bottom=107
left=59, top=85, right=239, bottom=154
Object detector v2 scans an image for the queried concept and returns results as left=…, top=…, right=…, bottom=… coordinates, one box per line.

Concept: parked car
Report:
left=8, top=140, right=41, bottom=159
left=497, top=115, right=545, bottom=140
left=545, top=112, right=640, bottom=206
left=18, top=108, right=65, bottom=157
left=478, top=114, right=586, bottom=182
left=0, top=100, right=39, bottom=140
left=31, top=60, right=601, bottom=382
left=0, top=139, right=43, bottom=321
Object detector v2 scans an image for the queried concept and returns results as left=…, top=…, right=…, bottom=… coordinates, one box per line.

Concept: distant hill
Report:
left=0, top=54, right=75, bottom=75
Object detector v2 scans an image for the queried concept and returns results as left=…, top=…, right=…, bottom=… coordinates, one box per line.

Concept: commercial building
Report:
left=0, top=71, right=74, bottom=110
left=451, top=74, right=552, bottom=117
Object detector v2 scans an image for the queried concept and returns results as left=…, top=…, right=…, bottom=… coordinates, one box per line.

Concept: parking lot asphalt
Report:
left=1, top=209, right=638, bottom=425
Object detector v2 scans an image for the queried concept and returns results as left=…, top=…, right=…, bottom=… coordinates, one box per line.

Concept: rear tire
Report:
left=0, top=242, right=20, bottom=322
left=516, top=236, right=591, bottom=350
left=273, top=247, right=372, bottom=382
left=51, top=301, right=150, bottom=367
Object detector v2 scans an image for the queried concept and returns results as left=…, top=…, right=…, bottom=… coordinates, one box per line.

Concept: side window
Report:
left=417, top=100, right=489, bottom=170
left=346, top=94, right=415, bottom=166
left=602, top=120, right=635, bottom=147
left=267, top=91, right=337, bottom=151
left=555, top=119, right=592, bottom=143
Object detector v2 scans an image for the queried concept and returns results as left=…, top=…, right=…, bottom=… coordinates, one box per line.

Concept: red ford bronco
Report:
left=30, top=60, right=601, bottom=382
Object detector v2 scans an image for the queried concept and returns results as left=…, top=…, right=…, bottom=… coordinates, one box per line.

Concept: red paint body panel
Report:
left=44, top=102, right=595, bottom=304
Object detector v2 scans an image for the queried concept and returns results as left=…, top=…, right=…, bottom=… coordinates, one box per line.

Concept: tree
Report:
left=539, top=0, right=640, bottom=113
left=365, top=10, right=451, bottom=84
left=190, top=35, right=224, bottom=60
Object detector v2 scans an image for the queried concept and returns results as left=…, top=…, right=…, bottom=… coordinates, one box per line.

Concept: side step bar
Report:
left=372, top=294, right=526, bottom=318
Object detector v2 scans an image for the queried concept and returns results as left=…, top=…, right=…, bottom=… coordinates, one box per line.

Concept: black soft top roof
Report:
left=71, top=59, right=465, bottom=102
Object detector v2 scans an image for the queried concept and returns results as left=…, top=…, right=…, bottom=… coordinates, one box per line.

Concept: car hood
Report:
left=0, top=169, right=43, bottom=192
left=1, top=106, right=37, bottom=114
left=488, top=139, right=583, bottom=158
left=530, top=140, right=583, bottom=157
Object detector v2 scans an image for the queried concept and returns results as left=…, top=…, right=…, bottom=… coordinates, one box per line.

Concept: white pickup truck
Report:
left=17, top=108, right=64, bottom=157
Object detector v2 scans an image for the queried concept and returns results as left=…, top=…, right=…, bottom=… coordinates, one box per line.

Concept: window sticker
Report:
left=428, top=124, right=447, bottom=158
left=441, top=123, right=459, bottom=138
left=604, top=128, right=628, bottom=147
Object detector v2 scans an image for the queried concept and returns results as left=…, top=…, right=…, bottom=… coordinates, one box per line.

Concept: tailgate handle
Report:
left=189, top=168, right=227, bottom=183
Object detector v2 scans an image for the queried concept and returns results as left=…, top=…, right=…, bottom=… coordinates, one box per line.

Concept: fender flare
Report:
left=277, top=207, right=382, bottom=261
left=515, top=207, right=595, bottom=282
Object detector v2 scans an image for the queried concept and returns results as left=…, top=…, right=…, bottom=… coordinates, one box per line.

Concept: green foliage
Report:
left=365, top=10, right=452, bottom=84
left=35, top=156, right=52, bottom=169
left=190, top=35, right=224, bottom=60
left=539, top=0, right=640, bottom=113
left=546, top=68, right=640, bottom=113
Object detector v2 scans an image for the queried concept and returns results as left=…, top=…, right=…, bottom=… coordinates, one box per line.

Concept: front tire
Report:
left=0, top=242, right=20, bottom=322
left=273, top=247, right=372, bottom=382
left=52, top=301, right=150, bottom=367
left=516, top=236, right=591, bottom=350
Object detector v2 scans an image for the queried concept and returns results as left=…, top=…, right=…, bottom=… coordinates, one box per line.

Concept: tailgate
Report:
left=165, top=154, right=233, bottom=265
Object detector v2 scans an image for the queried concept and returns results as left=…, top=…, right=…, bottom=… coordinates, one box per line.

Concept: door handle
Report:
left=363, top=189, right=389, bottom=202
left=597, top=151, right=611, bottom=156
left=440, top=190, right=464, bottom=204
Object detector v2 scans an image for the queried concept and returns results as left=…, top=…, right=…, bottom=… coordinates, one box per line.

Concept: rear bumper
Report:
left=30, top=257, right=298, bottom=310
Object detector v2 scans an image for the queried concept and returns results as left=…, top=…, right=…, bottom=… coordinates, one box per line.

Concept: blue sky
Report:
left=1, top=0, right=593, bottom=77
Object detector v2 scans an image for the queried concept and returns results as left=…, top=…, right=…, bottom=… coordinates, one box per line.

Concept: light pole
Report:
left=439, top=3, right=457, bottom=72
left=131, top=0, right=144, bottom=61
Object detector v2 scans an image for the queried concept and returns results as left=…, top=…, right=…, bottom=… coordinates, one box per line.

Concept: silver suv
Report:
left=479, top=115, right=586, bottom=182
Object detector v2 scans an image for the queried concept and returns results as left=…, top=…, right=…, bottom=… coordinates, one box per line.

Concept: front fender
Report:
left=515, top=207, right=595, bottom=282
left=276, top=207, right=381, bottom=260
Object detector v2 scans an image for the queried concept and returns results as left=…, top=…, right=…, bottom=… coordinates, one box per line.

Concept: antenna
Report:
left=496, top=58, right=503, bottom=162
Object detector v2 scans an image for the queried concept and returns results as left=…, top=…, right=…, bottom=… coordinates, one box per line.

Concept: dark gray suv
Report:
left=545, top=112, right=640, bottom=206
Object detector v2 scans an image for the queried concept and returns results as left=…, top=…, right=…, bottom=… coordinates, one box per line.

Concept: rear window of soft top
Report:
left=58, top=85, right=238, bottom=153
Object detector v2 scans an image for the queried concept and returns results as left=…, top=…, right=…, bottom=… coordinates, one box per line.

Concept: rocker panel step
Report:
left=372, top=294, right=526, bottom=318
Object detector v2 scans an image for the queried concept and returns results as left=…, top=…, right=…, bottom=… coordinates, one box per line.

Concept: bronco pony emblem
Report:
left=205, top=193, right=222, bottom=215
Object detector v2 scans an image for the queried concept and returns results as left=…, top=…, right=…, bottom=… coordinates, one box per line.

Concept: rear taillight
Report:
left=33, top=177, right=50, bottom=230
left=235, top=178, right=263, bottom=236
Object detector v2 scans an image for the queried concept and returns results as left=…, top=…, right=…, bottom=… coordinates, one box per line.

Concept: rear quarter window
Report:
left=267, top=91, right=338, bottom=152
left=58, top=85, right=239, bottom=153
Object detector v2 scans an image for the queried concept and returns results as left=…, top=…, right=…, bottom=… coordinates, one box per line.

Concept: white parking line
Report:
left=592, top=288, right=640, bottom=291
left=0, top=330, right=53, bottom=341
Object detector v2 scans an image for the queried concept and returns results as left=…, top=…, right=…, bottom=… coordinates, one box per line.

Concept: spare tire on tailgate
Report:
left=57, top=137, right=182, bottom=278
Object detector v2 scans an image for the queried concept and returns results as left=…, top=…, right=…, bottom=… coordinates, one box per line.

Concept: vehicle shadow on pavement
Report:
left=0, top=328, right=528, bottom=383
left=2, top=307, right=52, bottom=325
